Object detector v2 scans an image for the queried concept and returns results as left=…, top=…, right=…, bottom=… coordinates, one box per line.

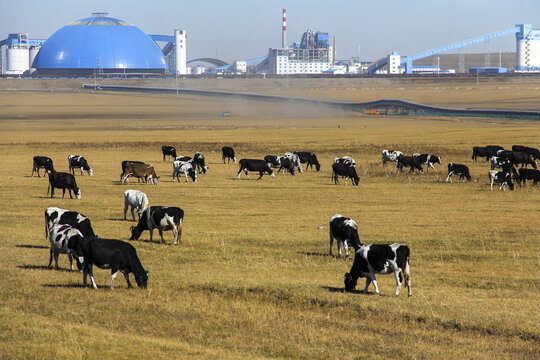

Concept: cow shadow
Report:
left=297, top=251, right=331, bottom=258
left=106, top=218, right=133, bottom=222
left=43, top=283, right=88, bottom=289
left=16, top=244, right=49, bottom=249
left=321, top=286, right=366, bottom=295
left=17, top=264, right=76, bottom=273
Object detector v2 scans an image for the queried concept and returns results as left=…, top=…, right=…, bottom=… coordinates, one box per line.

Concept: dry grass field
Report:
left=0, top=83, right=539, bottom=359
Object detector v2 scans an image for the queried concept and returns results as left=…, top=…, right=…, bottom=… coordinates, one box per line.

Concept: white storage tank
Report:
left=29, top=45, right=41, bottom=71
left=6, top=46, right=29, bottom=74
left=516, top=24, right=540, bottom=70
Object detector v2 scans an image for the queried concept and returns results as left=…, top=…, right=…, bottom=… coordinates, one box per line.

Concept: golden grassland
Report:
left=0, top=86, right=539, bottom=359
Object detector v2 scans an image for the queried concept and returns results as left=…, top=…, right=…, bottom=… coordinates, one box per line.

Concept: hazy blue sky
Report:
left=2, top=0, right=540, bottom=62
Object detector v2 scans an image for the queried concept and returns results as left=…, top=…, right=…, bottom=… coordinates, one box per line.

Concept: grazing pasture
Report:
left=0, top=86, right=538, bottom=359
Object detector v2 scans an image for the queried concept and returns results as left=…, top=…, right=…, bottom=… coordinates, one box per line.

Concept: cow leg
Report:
left=88, top=265, right=98, bottom=289
left=48, top=248, right=53, bottom=267
left=149, top=228, right=154, bottom=243
left=110, top=269, right=119, bottom=289
left=157, top=229, right=166, bottom=243
left=53, top=249, right=60, bottom=269
left=370, top=273, right=380, bottom=295
left=67, top=252, right=74, bottom=270
left=329, top=231, right=334, bottom=256
left=237, top=168, right=243, bottom=179
left=68, top=189, right=73, bottom=199
left=446, top=172, right=453, bottom=183
left=343, top=241, right=350, bottom=258
left=122, top=271, right=133, bottom=288
left=257, top=171, right=264, bottom=180
left=244, top=170, right=250, bottom=179
left=131, top=207, right=137, bottom=221
left=394, top=270, right=402, bottom=296
left=172, top=222, right=179, bottom=246
left=362, top=277, right=371, bottom=293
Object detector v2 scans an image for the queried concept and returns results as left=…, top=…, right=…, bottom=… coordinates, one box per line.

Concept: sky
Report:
left=2, top=0, right=540, bottom=63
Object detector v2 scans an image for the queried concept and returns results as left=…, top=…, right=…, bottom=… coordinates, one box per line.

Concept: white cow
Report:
left=124, top=190, right=150, bottom=221
left=172, top=160, right=198, bottom=182
left=381, top=150, right=403, bottom=165
left=48, top=223, right=83, bottom=270
left=284, top=152, right=303, bottom=173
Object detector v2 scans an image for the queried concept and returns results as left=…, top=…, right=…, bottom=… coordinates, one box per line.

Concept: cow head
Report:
left=188, top=168, right=198, bottom=182
left=270, top=171, right=276, bottom=179
left=130, top=226, right=142, bottom=240
left=76, top=189, right=81, bottom=200
left=233, top=157, right=237, bottom=164
left=88, top=168, right=93, bottom=176
left=344, top=273, right=357, bottom=292
left=135, top=270, right=149, bottom=289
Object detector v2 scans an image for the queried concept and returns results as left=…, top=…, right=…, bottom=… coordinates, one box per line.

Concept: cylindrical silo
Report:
left=29, top=45, right=41, bottom=71
left=7, top=46, right=29, bottom=74
left=174, top=29, right=187, bottom=75
left=516, top=24, right=540, bottom=70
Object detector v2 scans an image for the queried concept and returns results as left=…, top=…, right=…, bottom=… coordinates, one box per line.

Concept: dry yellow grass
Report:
left=0, top=85, right=538, bottom=359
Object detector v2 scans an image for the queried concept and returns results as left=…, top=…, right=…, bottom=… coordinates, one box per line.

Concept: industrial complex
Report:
left=1, top=10, right=540, bottom=77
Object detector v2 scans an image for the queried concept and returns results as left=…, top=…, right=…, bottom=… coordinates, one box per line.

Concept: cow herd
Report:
left=32, top=141, right=538, bottom=294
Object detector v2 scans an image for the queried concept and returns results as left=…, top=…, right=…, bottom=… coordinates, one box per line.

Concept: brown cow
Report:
left=121, top=163, right=159, bottom=185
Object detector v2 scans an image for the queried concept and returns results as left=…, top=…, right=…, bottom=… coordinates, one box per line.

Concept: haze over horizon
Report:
left=2, top=0, right=539, bottom=63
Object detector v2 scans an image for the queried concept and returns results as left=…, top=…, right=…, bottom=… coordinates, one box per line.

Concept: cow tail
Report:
left=44, top=211, right=48, bottom=238
left=402, top=248, right=410, bottom=293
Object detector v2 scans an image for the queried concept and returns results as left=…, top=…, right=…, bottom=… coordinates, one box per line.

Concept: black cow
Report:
left=344, top=243, right=411, bottom=297
left=121, top=160, right=145, bottom=182
left=32, top=156, right=54, bottom=177
left=193, top=152, right=208, bottom=174
left=413, top=153, right=441, bottom=171
left=499, top=151, right=537, bottom=169
left=396, top=155, right=423, bottom=173
left=518, top=168, right=540, bottom=186
left=162, top=145, right=177, bottom=161
left=512, top=145, right=540, bottom=160
left=45, top=207, right=96, bottom=239
left=237, top=159, right=275, bottom=180
left=68, top=155, right=93, bottom=176
left=47, top=171, right=81, bottom=199
left=222, top=146, right=237, bottom=164
left=294, top=151, right=321, bottom=171
left=130, top=206, right=184, bottom=245
left=329, top=214, right=362, bottom=258
left=446, top=163, right=471, bottom=183
left=67, top=236, right=148, bottom=289
left=264, top=155, right=294, bottom=175
left=472, top=145, right=504, bottom=162
left=332, top=162, right=359, bottom=186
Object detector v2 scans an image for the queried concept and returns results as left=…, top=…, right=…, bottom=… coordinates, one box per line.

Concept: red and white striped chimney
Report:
left=282, top=8, right=287, bottom=48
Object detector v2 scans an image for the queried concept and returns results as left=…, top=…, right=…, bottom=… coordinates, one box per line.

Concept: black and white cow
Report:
left=472, top=145, right=504, bottom=162
left=237, top=159, right=275, bottom=180
left=68, top=155, right=93, bottom=176
left=344, top=243, right=411, bottom=297
left=396, top=155, right=423, bottom=173
left=489, top=156, right=509, bottom=170
left=446, top=163, right=471, bottom=183
left=512, top=145, right=540, bottom=160
left=172, top=160, right=198, bottom=182
left=130, top=206, right=184, bottom=245
left=284, top=152, right=303, bottom=173
left=162, top=145, right=177, bottom=161
left=334, top=156, right=356, bottom=167
left=488, top=164, right=516, bottom=191
left=518, top=168, right=540, bottom=186
left=47, top=171, right=81, bottom=199
left=332, top=162, right=359, bottom=186
left=413, top=153, right=441, bottom=171
left=222, top=146, right=237, bottom=164
left=45, top=207, right=96, bottom=239
left=264, top=155, right=295, bottom=175
left=381, top=149, right=403, bottom=165
left=32, top=156, right=54, bottom=177
left=67, top=236, right=148, bottom=289
left=294, top=151, right=321, bottom=171
left=193, top=152, right=208, bottom=174
left=124, top=190, right=150, bottom=221
left=48, top=223, right=83, bottom=270
left=329, top=214, right=362, bottom=258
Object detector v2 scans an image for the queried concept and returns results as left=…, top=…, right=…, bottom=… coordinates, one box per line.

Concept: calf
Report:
left=237, top=159, right=275, bottom=180
left=45, top=207, right=96, bottom=239
left=489, top=168, right=515, bottom=191
left=518, top=168, right=540, bottom=186
left=193, top=152, right=208, bottom=174
left=68, top=155, right=93, bottom=176
left=48, top=223, right=83, bottom=270
left=294, top=151, right=321, bottom=171
left=396, top=155, right=423, bottom=173
left=222, top=146, right=237, bottom=164
left=329, top=214, right=362, bottom=258
left=124, top=190, right=149, bottom=221
left=130, top=206, right=184, bottom=245
left=47, top=171, right=81, bottom=199
left=67, top=236, right=148, bottom=289
left=120, top=160, right=145, bottom=182
left=413, top=153, right=441, bottom=171
left=512, top=145, right=540, bottom=160
left=32, top=156, right=54, bottom=177
left=446, top=163, right=471, bottom=183
left=381, top=150, right=403, bottom=165
left=284, top=152, right=303, bottom=173
left=344, top=243, right=411, bottom=297
left=332, top=162, right=359, bottom=186
left=122, top=163, right=159, bottom=185
left=162, top=145, right=177, bottom=161
left=172, top=160, right=198, bottom=182
left=472, top=145, right=504, bottom=162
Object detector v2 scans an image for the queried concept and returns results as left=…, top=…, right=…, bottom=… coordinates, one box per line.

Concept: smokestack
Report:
left=333, top=35, right=336, bottom=63
left=282, top=8, right=287, bottom=48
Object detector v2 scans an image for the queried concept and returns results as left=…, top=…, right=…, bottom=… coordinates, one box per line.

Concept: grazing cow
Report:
left=329, top=214, right=362, bottom=258
left=124, top=190, right=150, bottom=221
left=508, top=151, right=536, bottom=169
left=334, top=156, right=356, bottom=167
left=32, top=156, right=54, bottom=177
left=172, top=160, right=198, bottom=182
left=412, top=153, right=441, bottom=171
left=344, top=243, right=411, bottom=297
left=518, top=168, right=540, bottom=186
left=472, top=145, right=504, bottom=162
left=121, top=163, right=159, bottom=185
left=294, top=151, right=321, bottom=171
left=130, top=206, right=184, bottom=245
left=193, top=152, right=208, bottom=174
left=490, top=156, right=509, bottom=170
left=264, top=155, right=295, bottom=175
left=47, top=171, right=81, bottom=199
left=381, top=150, right=403, bottom=165
left=237, top=159, right=276, bottom=180
left=512, top=145, right=540, bottom=160
left=120, top=161, right=145, bottom=182
left=67, top=236, right=148, bottom=289
left=284, top=152, right=303, bottom=173
left=162, top=145, right=177, bottom=161
left=446, top=163, right=471, bottom=183
left=68, top=155, right=93, bottom=176
left=222, top=146, right=237, bottom=164
left=489, top=169, right=515, bottom=191
left=48, top=223, right=83, bottom=270
left=45, top=207, right=96, bottom=239
left=396, top=154, right=423, bottom=173
left=332, top=162, right=359, bottom=186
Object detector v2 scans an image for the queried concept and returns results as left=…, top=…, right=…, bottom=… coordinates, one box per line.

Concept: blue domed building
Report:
left=33, top=13, right=169, bottom=76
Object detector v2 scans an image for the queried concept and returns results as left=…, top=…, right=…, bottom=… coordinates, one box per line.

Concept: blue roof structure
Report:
left=33, top=14, right=168, bottom=75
